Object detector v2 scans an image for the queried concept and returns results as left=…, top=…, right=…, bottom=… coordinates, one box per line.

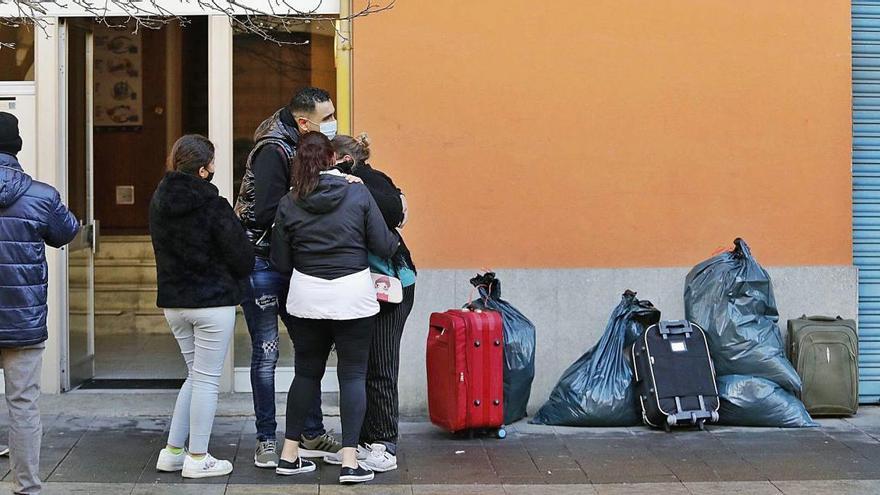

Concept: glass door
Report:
left=63, top=20, right=97, bottom=391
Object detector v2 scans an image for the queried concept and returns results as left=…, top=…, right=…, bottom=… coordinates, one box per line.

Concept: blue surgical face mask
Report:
left=319, top=119, right=338, bottom=140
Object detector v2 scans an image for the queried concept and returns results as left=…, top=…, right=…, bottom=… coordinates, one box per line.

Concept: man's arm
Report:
left=269, top=198, right=294, bottom=274
left=252, top=144, right=292, bottom=229
left=44, top=190, right=80, bottom=248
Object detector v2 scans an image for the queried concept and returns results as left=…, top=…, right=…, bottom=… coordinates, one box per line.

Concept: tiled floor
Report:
left=2, top=396, right=880, bottom=493
left=95, top=332, right=186, bottom=380
left=93, top=315, right=336, bottom=380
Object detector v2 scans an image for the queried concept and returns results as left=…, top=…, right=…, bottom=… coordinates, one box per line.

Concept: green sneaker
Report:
left=298, top=430, right=341, bottom=458
left=254, top=440, right=279, bottom=468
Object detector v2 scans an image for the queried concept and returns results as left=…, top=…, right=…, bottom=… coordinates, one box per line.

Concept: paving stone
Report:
left=7, top=404, right=880, bottom=490
left=411, top=485, right=506, bottom=495
left=131, top=483, right=227, bottom=494
left=1, top=414, right=92, bottom=483
left=48, top=421, right=165, bottom=483
left=320, top=484, right=414, bottom=495
left=224, top=483, right=319, bottom=494
left=683, top=481, right=782, bottom=494
left=34, top=482, right=136, bottom=494
left=773, top=479, right=880, bottom=494
left=592, top=474, right=681, bottom=485
left=503, top=484, right=597, bottom=494
left=593, top=482, right=689, bottom=494
left=498, top=468, right=588, bottom=485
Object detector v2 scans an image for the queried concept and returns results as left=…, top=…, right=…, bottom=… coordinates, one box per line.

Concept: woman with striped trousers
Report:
left=329, top=134, right=417, bottom=472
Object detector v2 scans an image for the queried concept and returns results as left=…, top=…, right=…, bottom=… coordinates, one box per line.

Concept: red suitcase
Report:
left=427, top=309, right=506, bottom=438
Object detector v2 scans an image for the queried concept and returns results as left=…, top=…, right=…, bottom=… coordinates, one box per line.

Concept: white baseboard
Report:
left=233, top=366, right=339, bottom=393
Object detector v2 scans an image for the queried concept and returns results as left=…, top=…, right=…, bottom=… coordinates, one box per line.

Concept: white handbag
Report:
left=371, top=273, right=403, bottom=304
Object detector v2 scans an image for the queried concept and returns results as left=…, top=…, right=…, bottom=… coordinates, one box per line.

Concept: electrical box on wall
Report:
left=0, top=84, right=37, bottom=178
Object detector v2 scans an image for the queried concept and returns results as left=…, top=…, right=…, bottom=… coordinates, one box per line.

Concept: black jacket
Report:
left=0, top=153, right=79, bottom=347
left=234, top=108, right=299, bottom=256
left=270, top=173, right=399, bottom=280
left=149, top=172, right=255, bottom=308
left=340, top=161, right=416, bottom=273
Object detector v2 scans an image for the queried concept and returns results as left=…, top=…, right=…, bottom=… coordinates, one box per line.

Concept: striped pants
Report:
left=360, top=284, right=416, bottom=448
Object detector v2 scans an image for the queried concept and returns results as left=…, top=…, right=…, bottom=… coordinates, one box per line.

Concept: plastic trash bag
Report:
left=468, top=273, right=536, bottom=424
left=684, top=238, right=802, bottom=394
left=531, top=290, right=661, bottom=426
left=717, top=375, right=817, bottom=427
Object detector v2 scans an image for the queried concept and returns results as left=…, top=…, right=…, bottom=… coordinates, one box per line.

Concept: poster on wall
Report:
left=93, top=26, right=142, bottom=127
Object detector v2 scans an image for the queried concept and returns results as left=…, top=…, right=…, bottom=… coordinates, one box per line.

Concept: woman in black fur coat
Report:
left=149, top=135, right=254, bottom=479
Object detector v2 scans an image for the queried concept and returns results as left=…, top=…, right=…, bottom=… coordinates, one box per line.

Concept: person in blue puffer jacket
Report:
left=0, top=112, right=79, bottom=495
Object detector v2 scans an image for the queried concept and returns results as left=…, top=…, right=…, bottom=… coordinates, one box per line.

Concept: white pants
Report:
left=164, top=306, right=235, bottom=453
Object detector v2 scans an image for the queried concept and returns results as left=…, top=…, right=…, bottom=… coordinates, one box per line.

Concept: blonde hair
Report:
left=332, top=132, right=371, bottom=166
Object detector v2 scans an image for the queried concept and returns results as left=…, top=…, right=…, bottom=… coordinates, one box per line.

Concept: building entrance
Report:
left=62, top=14, right=341, bottom=391
left=65, top=17, right=208, bottom=388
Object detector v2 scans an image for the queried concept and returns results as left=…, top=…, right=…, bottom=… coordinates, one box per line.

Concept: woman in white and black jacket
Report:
left=329, top=134, right=416, bottom=473
left=269, top=131, right=399, bottom=485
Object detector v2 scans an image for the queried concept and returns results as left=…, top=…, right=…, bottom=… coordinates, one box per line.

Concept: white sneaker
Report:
left=156, top=447, right=186, bottom=472
left=323, top=445, right=369, bottom=465
left=181, top=453, right=233, bottom=479
left=363, top=443, right=398, bottom=473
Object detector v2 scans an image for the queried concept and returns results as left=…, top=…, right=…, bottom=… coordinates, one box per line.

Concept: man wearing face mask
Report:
left=234, top=87, right=342, bottom=469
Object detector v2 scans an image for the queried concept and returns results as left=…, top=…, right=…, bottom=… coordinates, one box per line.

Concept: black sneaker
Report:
left=340, top=464, right=374, bottom=484
left=275, top=457, right=316, bottom=476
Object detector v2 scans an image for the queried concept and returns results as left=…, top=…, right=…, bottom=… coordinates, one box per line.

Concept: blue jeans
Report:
left=241, top=257, right=325, bottom=442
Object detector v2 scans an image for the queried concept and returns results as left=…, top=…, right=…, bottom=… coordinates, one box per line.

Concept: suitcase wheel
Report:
left=697, top=419, right=706, bottom=431
left=496, top=428, right=507, bottom=439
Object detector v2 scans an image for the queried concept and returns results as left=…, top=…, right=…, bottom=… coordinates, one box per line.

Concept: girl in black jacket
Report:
left=270, top=132, right=398, bottom=484
left=149, top=135, right=254, bottom=479
left=330, top=133, right=416, bottom=473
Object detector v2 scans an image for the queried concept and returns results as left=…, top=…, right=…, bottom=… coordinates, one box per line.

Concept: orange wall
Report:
left=352, top=0, right=853, bottom=268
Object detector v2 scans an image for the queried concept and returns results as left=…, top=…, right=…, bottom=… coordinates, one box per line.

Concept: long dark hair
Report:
left=167, top=134, right=214, bottom=175
left=292, top=131, right=335, bottom=199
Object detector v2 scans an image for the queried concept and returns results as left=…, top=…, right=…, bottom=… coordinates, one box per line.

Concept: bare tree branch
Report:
left=0, top=0, right=394, bottom=48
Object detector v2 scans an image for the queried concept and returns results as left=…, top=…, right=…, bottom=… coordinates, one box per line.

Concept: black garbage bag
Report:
left=531, top=290, right=660, bottom=426
left=468, top=273, right=536, bottom=424
left=684, top=238, right=802, bottom=394
left=717, top=375, right=817, bottom=427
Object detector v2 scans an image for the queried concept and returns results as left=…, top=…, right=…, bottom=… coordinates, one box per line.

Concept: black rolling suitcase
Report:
left=631, top=320, right=720, bottom=431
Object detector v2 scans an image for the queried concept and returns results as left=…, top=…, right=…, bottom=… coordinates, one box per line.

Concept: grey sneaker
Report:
left=0, top=445, right=8, bottom=456
left=254, top=440, right=279, bottom=468
left=299, top=430, right=342, bottom=457
left=323, top=444, right=369, bottom=465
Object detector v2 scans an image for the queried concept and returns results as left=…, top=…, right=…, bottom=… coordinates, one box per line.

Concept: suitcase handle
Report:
left=799, top=315, right=843, bottom=322
left=659, top=320, right=692, bottom=336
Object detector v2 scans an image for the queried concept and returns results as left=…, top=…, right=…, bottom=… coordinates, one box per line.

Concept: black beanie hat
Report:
left=0, top=112, right=23, bottom=156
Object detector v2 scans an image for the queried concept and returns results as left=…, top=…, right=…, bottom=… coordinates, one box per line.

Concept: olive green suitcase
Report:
left=788, top=316, right=858, bottom=416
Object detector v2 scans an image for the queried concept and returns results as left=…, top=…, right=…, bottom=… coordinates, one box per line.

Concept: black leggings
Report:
left=285, top=316, right=374, bottom=448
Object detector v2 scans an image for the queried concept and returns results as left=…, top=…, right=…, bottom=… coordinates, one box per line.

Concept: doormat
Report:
left=79, top=379, right=185, bottom=390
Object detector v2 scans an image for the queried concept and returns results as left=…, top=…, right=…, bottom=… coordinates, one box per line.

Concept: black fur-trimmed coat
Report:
left=149, top=171, right=254, bottom=308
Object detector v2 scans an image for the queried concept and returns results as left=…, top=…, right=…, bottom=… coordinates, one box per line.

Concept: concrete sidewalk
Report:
left=1, top=393, right=880, bottom=494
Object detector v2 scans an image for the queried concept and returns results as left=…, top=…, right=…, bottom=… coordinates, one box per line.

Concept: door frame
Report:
left=39, top=9, right=353, bottom=393
left=59, top=19, right=97, bottom=391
